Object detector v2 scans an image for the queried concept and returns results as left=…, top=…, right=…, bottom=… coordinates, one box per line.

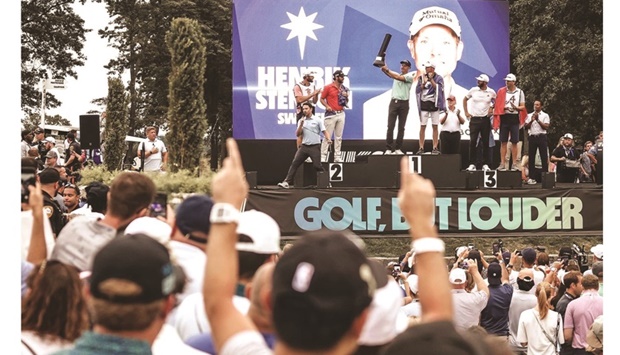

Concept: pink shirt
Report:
left=564, top=290, right=603, bottom=349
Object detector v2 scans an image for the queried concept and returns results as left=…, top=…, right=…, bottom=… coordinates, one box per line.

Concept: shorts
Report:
left=499, top=114, right=520, bottom=143
left=420, top=110, right=440, bottom=126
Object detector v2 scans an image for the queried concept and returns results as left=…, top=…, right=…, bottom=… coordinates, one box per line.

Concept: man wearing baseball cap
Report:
left=379, top=59, right=415, bottom=155
left=320, top=69, right=349, bottom=162
left=293, top=70, right=322, bottom=151
left=58, top=234, right=182, bottom=354
left=463, top=73, right=496, bottom=171
left=493, top=73, right=527, bottom=171
left=363, top=5, right=469, bottom=145
left=551, top=132, right=580, bottom=182
left=415, top=60, right=446, bottom=155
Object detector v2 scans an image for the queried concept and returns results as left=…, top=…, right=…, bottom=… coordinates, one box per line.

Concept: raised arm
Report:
left=203, top=138, right=255, bottom=352
left=397, top=157, right=452, bottom=323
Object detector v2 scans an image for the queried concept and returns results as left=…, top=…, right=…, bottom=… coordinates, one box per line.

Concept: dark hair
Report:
left=21, top=260, right=90, bottom=341
left=467, top=250, right=483, bottom=274
left=536, top=252, right=550, bottom=267
left=67, top=132, right=75, bottom=140
left=562, top=271, right=582, bottom=289
left=108, top=172, right=156, bottom=219
left=301, top=102, right=314, bottom=110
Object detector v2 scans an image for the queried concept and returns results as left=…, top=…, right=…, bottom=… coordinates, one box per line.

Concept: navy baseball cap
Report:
left=175, top=194, right=214, bottom=242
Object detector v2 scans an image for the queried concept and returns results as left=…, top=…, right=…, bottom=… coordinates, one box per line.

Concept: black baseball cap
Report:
left=333, top=70, right=347, bottom=78
left=271, top=230, right=380, bottom=348
left=522, top=247, right=537, bottom=264
left=400, top=59, right=412, bottom=67
left=89, top=233, right=179, bottom=303
left=175, top=194, right=214, bottom=241
left=487, top=262, right=502, bottom=286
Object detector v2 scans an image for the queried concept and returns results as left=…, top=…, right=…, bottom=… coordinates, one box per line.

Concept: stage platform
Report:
left=238, top=140, right=602, bottom=237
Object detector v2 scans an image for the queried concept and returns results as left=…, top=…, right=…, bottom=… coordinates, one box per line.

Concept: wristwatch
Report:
left=209, top=203, right=241, bottom=224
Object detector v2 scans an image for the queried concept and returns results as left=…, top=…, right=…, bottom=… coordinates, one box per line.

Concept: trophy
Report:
left=373, top=33, right=392, bottom=67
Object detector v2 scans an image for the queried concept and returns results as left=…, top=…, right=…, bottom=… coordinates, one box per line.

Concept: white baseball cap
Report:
left=449, top=268, right=467, bottom=284
left=125, top=216, right=172, bottom=245
left=236, top=210, right=281, bottom=254
left=409, top=6, right=461, bottom=39
left=504, top=73, right=517, bottom=81
left=591, top=244, right=603, bottom=259
left=475, top=74, right=490, bottom=82
left=563, top=133, right=574, bottom=140
left=302, top=69, right=317, bottom=77
left=423, top=61, right=436, bottom=68
left=44, top=136, right=56, bottom=144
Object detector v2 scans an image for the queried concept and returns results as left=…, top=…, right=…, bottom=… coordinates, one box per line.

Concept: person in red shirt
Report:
left=320, top=70, right=349, bottom=162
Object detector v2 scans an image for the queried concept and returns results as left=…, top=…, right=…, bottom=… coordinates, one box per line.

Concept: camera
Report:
left=467, top=243, right=475, bottom=250
left=558, top=244, right=589, bottom=273
left=460, top=261, right=469, bottom=270
left=21, top=166, right=37, bottom=204
left=492, top=239, right=504, bottom=255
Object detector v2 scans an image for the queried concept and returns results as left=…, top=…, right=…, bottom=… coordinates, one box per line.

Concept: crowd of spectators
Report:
left=19, top=137, right=605, bottom=354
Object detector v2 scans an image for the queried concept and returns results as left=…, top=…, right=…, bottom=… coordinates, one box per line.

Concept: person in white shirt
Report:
left=439, top=94, right=466, bottom=154
left=517, top=282, right=564, bottom=355
left=524, top=100, right=551, bottom=184
left=449, top=259, right=489, bottom=332
left=463, top=74, right=496, bottom=171
left=139, top=126, right=168, bottom=172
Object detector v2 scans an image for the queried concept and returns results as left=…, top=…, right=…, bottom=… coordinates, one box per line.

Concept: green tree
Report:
left=104, top=77, right=130, bottom=171
left=165, top=18, right=207, bottom=173
left=509, top=0, right=603, bottom=145
left=21, top=0, right=89, bottom=116
left=22, top=114, right=73, bottom=132
left=95, top=0, right=231, bottom=167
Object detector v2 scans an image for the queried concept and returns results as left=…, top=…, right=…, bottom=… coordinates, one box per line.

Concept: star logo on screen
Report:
left=280, top=7, right=324, bottom=60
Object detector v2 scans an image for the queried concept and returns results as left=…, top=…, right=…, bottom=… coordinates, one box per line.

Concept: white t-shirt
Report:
left=451, top=288, right=489, bottom=331
left=525, top=110, right=550, bottom=135
left=21, top=209, right=55, bottom=260
left=173, top=292, right=251, bottom=341
left=165, top=241, right=207, bottom=326
left=140, top=139, right=167, bottom=172
left=508, top=290, right=537, bottom=350
left=220, top=330, right=272, bottom=355
left=153, top=324, right=208, bottom=355
left=441, top=107, right=463, bottom=133
left=464, top=86, right=497, bottom=117
left=516, top=308, right=563, bottom=355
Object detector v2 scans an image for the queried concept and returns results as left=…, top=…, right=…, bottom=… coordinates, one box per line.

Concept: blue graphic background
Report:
left=233, top=0, right=509, bottom=139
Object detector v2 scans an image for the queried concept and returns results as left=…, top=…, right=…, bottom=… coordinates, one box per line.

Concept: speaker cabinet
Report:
left=245, top=171, right=258, bottom=190
left=79, top=115, right=101, bottom=149
left=542, top=172, right=556, bottom=189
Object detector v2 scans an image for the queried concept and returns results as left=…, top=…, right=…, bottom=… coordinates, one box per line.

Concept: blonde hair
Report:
left=535, top=281, right=554, bottom=319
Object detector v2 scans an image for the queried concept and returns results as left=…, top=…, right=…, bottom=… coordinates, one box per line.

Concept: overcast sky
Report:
left=45, top=1, right=119, bottom=127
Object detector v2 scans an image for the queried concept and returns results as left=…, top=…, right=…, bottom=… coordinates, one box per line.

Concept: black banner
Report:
left=246, top=187, right=603, bottom=236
